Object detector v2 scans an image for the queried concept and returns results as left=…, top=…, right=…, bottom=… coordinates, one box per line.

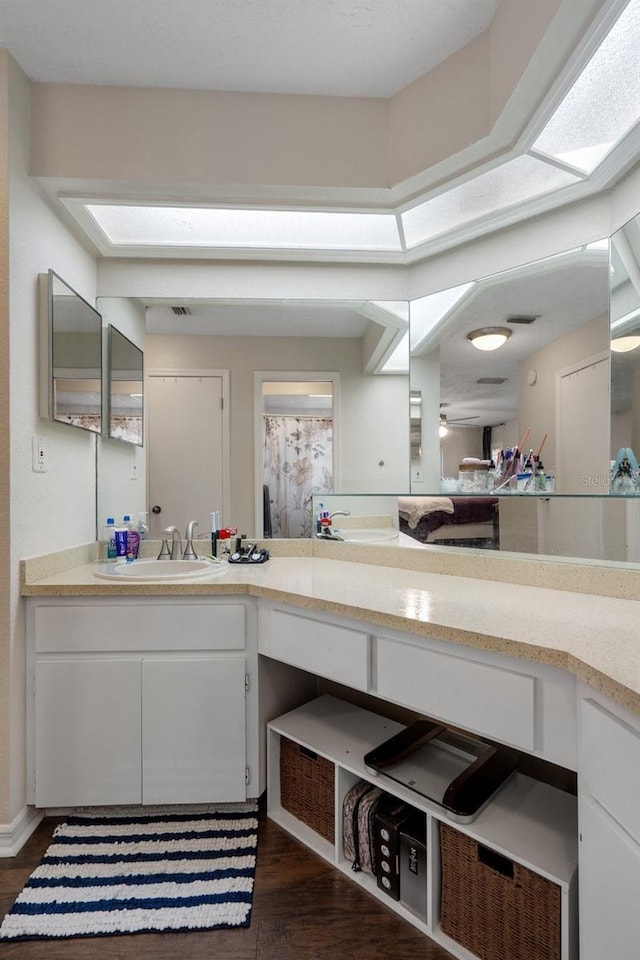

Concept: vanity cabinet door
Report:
left=579, top=796, right=640, bottom=960
left=35, top=658, right=142, bottom=807
left=142, top=657, right=247, bottom=804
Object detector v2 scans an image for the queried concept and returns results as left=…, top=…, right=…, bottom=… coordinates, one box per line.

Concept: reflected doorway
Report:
left=147, top=371, right=229, bottom=538
left=256, top=374, right=339, bottom=538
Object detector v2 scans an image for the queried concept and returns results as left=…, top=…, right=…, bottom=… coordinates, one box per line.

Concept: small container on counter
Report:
left=458, top=463, right=478, bottom=493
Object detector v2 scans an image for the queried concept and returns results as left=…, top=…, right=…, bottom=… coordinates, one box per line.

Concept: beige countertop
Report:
left=21, top=542, right=640, bottom=717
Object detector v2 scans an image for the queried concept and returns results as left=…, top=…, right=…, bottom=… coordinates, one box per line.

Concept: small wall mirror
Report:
left=107, top=325, right=144, bottom=446
left=39, top=270, right=102, bottom=433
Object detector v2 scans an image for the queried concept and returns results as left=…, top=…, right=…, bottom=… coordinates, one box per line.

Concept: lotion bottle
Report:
left=123, top=514, right=140, bottom=559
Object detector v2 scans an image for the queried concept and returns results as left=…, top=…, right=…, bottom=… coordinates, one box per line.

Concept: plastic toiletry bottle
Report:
left=316, top=502, right=324, bottom=534
left=102, top=518, right=117, bottom=560
left=123, top=515, right=140, bottom=560
left=114, top=519, right=129, bottom=558
left=137, top=512, right=149, bottom=540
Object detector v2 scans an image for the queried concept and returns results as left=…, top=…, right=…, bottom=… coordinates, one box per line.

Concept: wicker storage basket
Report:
left=440, top=823, right=561, bottom=960
left=279, top=737, right=335, bottom=843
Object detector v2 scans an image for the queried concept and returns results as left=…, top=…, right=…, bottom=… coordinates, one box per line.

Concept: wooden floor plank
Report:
left=0, top=813, right=455, bottom=960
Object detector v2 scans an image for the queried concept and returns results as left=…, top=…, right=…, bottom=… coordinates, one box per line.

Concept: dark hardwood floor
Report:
left=0, top=810, right=455, bottom=960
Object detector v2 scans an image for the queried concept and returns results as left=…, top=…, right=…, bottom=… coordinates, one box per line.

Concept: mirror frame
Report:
left=39, top=270, right=103, bottom=434
left=106, top=324, right=144, bottom=447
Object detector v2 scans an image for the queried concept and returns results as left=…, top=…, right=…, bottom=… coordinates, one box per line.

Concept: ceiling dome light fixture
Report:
left=611, top=334, right=640, bottom=353
left=466, top=327, right=512, bottom=351
left=439, top=415, right=449, bottom=438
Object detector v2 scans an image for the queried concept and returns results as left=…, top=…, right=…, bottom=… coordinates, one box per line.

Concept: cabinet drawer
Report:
left=35, top=602, right=245, bottom=653
left=261, top=609, right=369, bottom=689
left=579, top=698, right=640, bottom=840
left=375, top=637, right=536, bottom=750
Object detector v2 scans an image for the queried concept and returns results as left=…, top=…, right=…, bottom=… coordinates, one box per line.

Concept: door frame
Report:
left=254, top=370, right=341, bottom=538
left=146, top=368, right=231, bottom=528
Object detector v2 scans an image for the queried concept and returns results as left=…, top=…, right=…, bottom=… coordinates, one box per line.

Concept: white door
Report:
left=541, top=355, right=609, bottom=559
left=148, top=374, right=225, bottom=538
left=142, top=657, right=247, bottom=803
left=35, top=658, right=142, bottom=806
left=557, top=355, right=610, bottom=494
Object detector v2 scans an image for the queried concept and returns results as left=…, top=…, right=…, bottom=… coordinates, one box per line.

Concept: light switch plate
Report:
left=32, top=435, right=47, bottom=472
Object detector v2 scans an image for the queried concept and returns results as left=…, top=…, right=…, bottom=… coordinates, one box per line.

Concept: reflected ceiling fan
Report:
left=440, top=410, right=481, bottom=426
left=439, top=411, right=480, bottom=437
left=446, top=414, right=481, bottom=424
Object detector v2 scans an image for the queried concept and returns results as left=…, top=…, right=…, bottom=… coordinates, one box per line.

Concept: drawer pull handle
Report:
left=299, top=745, right=319, bottom=762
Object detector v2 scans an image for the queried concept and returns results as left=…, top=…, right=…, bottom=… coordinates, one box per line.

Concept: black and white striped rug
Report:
left=0, top=803, right=258, bottom=941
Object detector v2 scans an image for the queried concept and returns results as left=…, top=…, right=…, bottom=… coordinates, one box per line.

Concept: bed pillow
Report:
left=398, top=496, right=455, bottom=529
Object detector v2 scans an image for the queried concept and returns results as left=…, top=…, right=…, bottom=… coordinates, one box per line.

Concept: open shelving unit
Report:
left=267, top=695, right=579, bottom=960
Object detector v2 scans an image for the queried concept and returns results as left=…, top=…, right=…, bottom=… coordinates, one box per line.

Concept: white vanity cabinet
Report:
left=577, top=688, right=640, bottom=960
left=27, top=597, right=257, bottom=807
left=258, top=602, right=577, bottom=769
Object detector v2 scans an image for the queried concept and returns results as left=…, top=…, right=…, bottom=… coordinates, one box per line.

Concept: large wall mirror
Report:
left=94, top=218, right=640, bottom=565
left=39, top=270, right=102, bottom=434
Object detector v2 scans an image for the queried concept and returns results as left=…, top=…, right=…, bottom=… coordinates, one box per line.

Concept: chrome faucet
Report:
left=316, top=529, right=345, bottom=541
left=159, top=525, right=182, bottom=560
left=183, top=520, right=199, bottom=559
left=315, top=509, right=350, bottom=540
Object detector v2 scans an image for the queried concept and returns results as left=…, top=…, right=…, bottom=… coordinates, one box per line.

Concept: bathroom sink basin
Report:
left=94, top=559, right=226, bottom=581
left=335, top=528, right=398, bottom=543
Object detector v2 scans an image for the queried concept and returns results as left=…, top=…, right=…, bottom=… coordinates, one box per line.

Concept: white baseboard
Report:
left=0, top=806, right=43, bottom=857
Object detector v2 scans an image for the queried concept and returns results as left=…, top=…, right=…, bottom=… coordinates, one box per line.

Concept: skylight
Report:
left=84, top=205, right=403, bottom=252
left=401, top=156, right=581, bottom=250
left=531, top=0, right=640, bottom=174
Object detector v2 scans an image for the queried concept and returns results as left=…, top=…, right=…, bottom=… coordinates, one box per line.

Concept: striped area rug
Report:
left=0, top=802, right=258, bottom=941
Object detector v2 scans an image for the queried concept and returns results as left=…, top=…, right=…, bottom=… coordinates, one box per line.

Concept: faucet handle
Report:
left=157, top=538, right=171, bottom=560
left=185, top=519, right=198, bottom=539
left=183, top=520, right=199, bottom=560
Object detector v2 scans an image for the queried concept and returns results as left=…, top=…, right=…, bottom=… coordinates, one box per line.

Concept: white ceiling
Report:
left=143, top=298, right=377, bottom=337
left=0, top=0, right=499, bottom=98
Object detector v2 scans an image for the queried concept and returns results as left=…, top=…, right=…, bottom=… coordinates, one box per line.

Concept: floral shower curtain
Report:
left=263, top=415, right=333, bottom=538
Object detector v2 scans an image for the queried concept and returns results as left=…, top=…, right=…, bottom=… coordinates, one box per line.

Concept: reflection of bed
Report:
left=398, top=496, right=500, bottom=548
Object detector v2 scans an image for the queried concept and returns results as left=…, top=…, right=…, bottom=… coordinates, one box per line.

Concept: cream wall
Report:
left=4, top=54, right=98, bottom=828
left=145, top=334, right=409, bottom=537
left=0, top=51, right=10, bottom=829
